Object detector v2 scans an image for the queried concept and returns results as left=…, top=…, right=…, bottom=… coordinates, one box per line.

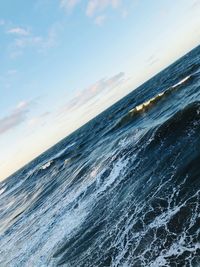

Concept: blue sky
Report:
left=0, top=0, right=200, bottom=180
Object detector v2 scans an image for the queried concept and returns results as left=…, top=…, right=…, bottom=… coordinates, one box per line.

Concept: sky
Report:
left=0, top=0, right=200, bottom=181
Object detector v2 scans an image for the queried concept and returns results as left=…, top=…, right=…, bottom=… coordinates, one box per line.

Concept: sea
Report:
left=0, top=45, right=200, bottom=267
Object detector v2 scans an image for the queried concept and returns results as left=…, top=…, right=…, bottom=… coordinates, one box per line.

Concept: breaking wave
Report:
left=1, top=45, right=200, bottom=267
left=111, top=75, right=193, bottom=131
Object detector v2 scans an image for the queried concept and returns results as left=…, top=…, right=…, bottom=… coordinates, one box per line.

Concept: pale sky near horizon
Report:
left=0, top=0, right=200, bottom=181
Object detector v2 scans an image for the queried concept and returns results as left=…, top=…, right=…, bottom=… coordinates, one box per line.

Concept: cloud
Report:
left=7, top=27, right=30, bottom=36
left=27, top=112, right=50, bottom=127
left=59, top=0, right=122, bottom=14
left=121, top=9, right=128, bottom=18
left=60, top=0, right=126, bottom=23
left=190, top=0, right=200, bottom=8
left=60, top=0, right=81, bottom=10
left=146, top=55, right=159, bottom=66
left=9, top=23, right=60, bottom=58
left=86, top=0, right=121, bottom=17
left=94, top=15, right=106, bottom=25
left=3, top=22, right=58, bottom=57
left=14, top=36, right=43, bottom=49
left=9, top=50, right=23, bottom=59
left=0, top=101, right=33, bottom=135
left=61, top=72, right=125, bottom=112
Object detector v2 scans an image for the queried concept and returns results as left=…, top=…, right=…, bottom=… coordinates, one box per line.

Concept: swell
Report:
left=109, top=74, right=194, bottom=132
left=51, top=101, right=200, bottom=267
left=149, top=101, right=200, bottom=145
left=1, top=47, right=200, bottom=267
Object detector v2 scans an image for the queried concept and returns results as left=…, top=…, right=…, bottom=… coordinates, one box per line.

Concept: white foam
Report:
left=40, top=160, right=53, bottom=170
left=96, top=157, right=129, bottom=195
left=0, top=140, right=130, bottom=266
left=171, top=75, right=191, bottom=88
left=53, top=142, right=76, bottom=159
left=0, top=187, right=6, bottom=195
left=149, top=239, right=200, bottom=267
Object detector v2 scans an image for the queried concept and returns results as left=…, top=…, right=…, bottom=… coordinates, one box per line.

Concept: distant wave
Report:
left=111, top=75, right=192, bottom=131
left=127, top=75, right=191, bottom=115
left=40, top=160, right=53, bottom=170
left=150, top=101, right=200, bottom=144
left=171, top=75, right=191, bottom=88
left=39, top=142, right=76, bottom=171
left=53, top=142, right=76, bottom=160
left=0, top=187, right=6, bottom=195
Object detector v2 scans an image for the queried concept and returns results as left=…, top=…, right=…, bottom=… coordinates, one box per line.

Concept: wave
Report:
left=36, top=142, right=76, bottom=172
left=53, top=142, right=76, bottom=160
left=40, top=160, right=54, bottom=170
left=150, top=101, right=200, bottom=144
left=50, top=100, right=200, bottom=266
left=171, top=75, right=191, bottom=88
left=111, top=75, right=193, bottom=131
left=9, top=142, right=77, bottom=186
left=1, top=102, right=200, bottom=266
left=0, top=187, right=6, bottom=195
left=1, top=47, right=200, bottom=267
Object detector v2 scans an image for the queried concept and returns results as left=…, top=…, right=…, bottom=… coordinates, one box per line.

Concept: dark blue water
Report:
left=0, top=45, right=200, bottom=267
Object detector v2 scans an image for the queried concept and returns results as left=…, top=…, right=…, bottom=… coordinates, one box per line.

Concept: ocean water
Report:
left=0, top=45, right=200, bottom=267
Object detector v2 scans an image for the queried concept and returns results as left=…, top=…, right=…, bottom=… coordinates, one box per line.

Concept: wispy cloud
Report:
left=60, top=0, right=126, bottom=24
left=86, top=0, right=121, bottom=17
left=13, top=36, right=43, bottom=49
left=60, top=0, right=81, bottom=10
left=190, top=0, right=200, bottom=8
left=2, top=21, right=58, bottom=57
left=7, top=27, right=30, bottom=36
left=8, top=23, right=60, bottom=58
left=146, top=55, right=159, bottom=66
left=0, top=101, right=33, bottom=135
left=27, top=112, right=50, bottom=127
left=61, top=72, right=125, bottom=112
left=94, top=15, right=106, bottom=25
left=121, top=8, right=128, bottom=18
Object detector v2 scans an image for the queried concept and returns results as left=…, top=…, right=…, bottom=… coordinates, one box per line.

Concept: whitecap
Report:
left=40, top=160, right=53, bottom=170
left=171, top=75, right=191, bottom=88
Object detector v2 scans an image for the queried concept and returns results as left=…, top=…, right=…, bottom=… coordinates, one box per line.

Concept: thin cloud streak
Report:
left=60, top=0, right=125, bottom=23
left=61, top=72, right=125, bottom=113
left=86, top=0, right=121, bottom=17
left=95, top=15, right=106, bottom=26
left=27, top=112, right=50, bottom=127
left=60, top=0, right=81, bottom=10
left=8, top=23, right=60, bottom=58
left=7, top=27, right=30, bottom=36
left=0, top=101, right=33, bottom=135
